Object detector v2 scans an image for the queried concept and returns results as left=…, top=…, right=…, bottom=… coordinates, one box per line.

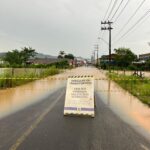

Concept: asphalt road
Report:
left=0, top=87, right=150, bottom=150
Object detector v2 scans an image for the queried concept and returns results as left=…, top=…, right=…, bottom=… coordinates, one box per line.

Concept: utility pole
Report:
left=101, top=21, right=113, bottom=72
left=91, top=51, right=95, bottom=65
left=94, top=44, right=99, bottom=66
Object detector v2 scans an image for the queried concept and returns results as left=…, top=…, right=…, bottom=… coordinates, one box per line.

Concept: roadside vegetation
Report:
left=0, top=48, right=71, bottom=69
left=0, top=48, right=74, bottom=89
left=100, top=47, right=150, bottom=106
left=108, top=72, right=150, bottom=106
left=100, top=47, right=150, bottom=71
left=0, top=66, right=60, bottom=89
left=0, top=59, right=70, bottom=89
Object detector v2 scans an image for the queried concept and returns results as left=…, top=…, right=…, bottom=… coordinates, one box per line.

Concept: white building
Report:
left=139, top=53, right=150, bottom=61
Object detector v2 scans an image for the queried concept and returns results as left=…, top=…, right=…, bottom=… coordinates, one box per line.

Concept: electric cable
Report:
left=113, top=10, right=150, bottom=43
left=110, top=0, right=125, bottom=21
left=113, top=0, right=147, bottom=39
left=113, top=0, right=131, bottom=22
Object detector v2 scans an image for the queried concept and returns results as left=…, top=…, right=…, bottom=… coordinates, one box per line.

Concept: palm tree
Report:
left=58, top=51, right=65, bottom=58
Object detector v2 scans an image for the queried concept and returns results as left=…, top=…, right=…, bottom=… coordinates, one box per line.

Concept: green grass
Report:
left=108, top=73, right=150, bottom=106
left=39, top=67, right=60, bottom=78
left=0, top=67, right=60, bottom=89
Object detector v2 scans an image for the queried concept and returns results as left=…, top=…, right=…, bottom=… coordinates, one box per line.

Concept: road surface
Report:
left=0, top=67, right=150, bottom=150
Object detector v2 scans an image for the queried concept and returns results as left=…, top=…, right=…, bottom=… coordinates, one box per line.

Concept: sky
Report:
left=0, top=0, right=150, bottom=58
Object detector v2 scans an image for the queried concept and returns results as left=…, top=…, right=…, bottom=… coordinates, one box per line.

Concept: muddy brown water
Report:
left=0, top=67, right=150, bottom=139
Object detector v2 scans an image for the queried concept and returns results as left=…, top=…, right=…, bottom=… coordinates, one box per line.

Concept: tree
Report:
left=64, top=53, right=74, bottom=59
left=4, top=49, right=22, bottom=65
left=58, top=51, right=65, bottom=58
left=4, top=47, right=36, bottom=66
left=114, top=48, right=137, bottom=67
left=20, top=47, right=36, bottom=63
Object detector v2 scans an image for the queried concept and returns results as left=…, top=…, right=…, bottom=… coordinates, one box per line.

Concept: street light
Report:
left=98, top=37, right=108, bottom=45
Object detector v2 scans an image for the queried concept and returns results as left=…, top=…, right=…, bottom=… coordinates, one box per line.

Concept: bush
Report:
left=127, top=65, right=137, bottom=70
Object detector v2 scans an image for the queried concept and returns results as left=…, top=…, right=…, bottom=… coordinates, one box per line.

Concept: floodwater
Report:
left=96, top=79, right=150, bottom=138
left=0, top=70, right=68, bottom=119
left=0, top=66, right=150, bottom=139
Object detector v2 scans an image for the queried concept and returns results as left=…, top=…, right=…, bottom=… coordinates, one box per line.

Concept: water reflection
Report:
left=107, top=79, right=111, bottom=106
left=0, top=67, right=150, bottom=139
left=0, top=67, right=92, bottom=119
left=0, top=72, right=68, bottom=119
left=0, top=67, right=97, bottom=119
left=96, top=75, right=150, bottom=137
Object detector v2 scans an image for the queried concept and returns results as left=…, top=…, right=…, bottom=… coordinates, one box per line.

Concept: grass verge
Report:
left=108, top=73, right=150, bottom=107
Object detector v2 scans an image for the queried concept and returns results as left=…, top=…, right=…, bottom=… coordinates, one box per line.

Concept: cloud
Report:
left=0, top=0, right=149, bottom=57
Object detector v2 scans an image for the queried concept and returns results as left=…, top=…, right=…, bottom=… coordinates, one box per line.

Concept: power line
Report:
left=113, top=10, right=150, bottom=44
left=100, top=0, right=114, bottom=48
left=103, top=0, right=113, bottom=20
left=114, top=0, right=131, bottom=22
left=110, top=0, right=125, bottom=21
left=107, top=0, right=119, bottom=20
left=113, top=0, right=147, bottom=39
left=100, top=0, right=113, bottom=45
left=114, top=10, right=150, bottom=43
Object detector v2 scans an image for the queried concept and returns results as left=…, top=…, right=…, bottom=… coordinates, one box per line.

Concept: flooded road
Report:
left=96, top=79, right=150, bottom=139
left=0, top=71, right=67, bottom=119
left=0, top=67, right=150, bottom=139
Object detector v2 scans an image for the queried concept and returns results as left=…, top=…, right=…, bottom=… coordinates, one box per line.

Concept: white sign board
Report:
left=64, top=76, right=95, bottom=117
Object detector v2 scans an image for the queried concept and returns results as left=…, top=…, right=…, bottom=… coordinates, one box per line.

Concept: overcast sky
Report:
left=0, top=0, right=150, bottom=58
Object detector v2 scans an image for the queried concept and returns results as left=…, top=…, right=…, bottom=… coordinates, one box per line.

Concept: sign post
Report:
left=64, top=76, right=95, bottom=117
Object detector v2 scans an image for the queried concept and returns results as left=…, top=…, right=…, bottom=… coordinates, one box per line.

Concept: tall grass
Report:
left=108, top=73, right=150, bottom=106
left=0, top=67, right=60, bottom=89
left=39, top=67, right=60, bottom=78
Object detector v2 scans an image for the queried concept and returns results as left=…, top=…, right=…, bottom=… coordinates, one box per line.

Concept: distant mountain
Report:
left=34, top=53, right=57, bottom=59
left=0, top=52, right=57, bottom=59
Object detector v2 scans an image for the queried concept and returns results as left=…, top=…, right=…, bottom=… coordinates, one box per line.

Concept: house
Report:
left=100, top=54, right=116, bottom=63
left=139, top=53, right=150, bottom=61
left=74, top=57, right=87, bottom=66
left=28, top=58, right=60, bottom=65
